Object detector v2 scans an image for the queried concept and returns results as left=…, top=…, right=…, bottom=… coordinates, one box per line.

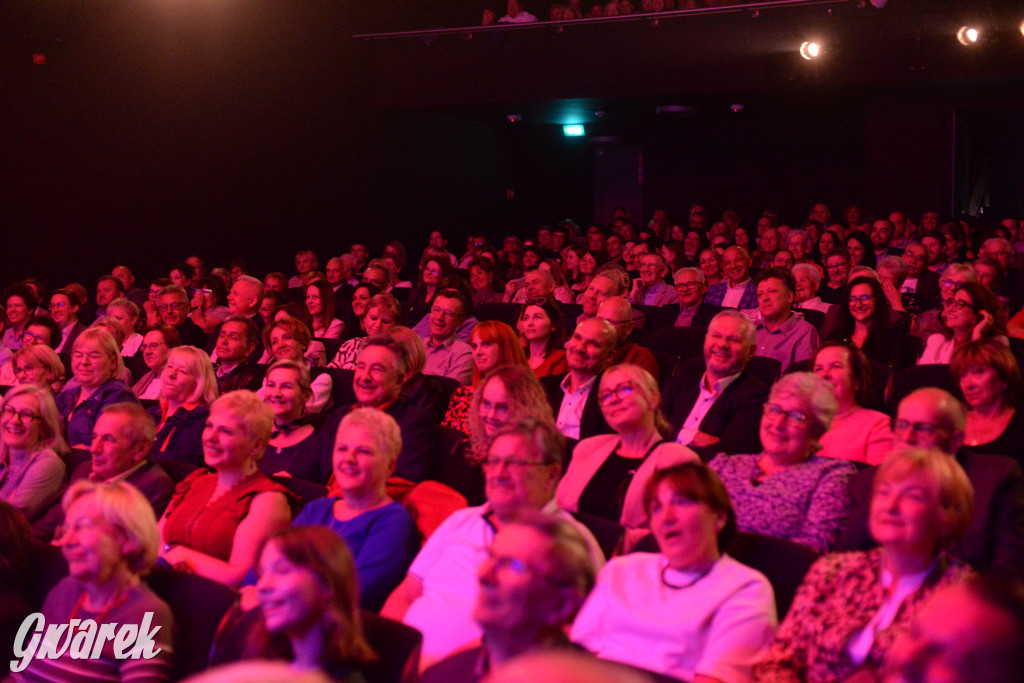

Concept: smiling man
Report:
left=664, top=310, right=768, bottom=458
left=751, top=268, right=821, bottom=372
left=316, top=335, right=434, bottom=483
left=421, top=512, right=597, bottom=682
left=382, top=420, right=603, bottom=667
left=705, top=247, right=758, bottom=310
left=541, top=318, right=617, bottom=443
left=423, top=288, right=474, bottom=384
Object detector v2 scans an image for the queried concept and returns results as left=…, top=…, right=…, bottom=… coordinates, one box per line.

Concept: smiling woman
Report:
left=709, top=372, right=856, bottom=553
left=557, top=364, right=698, bottom=549
left=0, top=384, right=67, bottom=521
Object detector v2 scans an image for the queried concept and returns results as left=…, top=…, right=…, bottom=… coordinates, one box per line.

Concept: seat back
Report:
left=572, top=511, right=625, bottom=560
left=312, top=366, right=356, bottom=407
left=887, top=363, right=959, bottom=414
left=362, top=611, right=423, bottom=683
left=153, top=458, right=201, bottom=485
left=746, top=356, right=783, bottom=386
left=728, top=531, right=819, bottom=620
left=473, top=302, right=522, bottom=328
left=270, top=475, right=327, bottom=517
left=645, top=326, right=707, bottom=363
left=314, top=337, right=343, bottom=363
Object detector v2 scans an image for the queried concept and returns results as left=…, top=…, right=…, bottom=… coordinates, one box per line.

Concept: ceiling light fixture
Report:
left=799, top=41, right=821, bottom=60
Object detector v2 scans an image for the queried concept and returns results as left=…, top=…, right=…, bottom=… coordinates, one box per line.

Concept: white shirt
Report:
left=676, top=371, right=740, bottom=445
left=846, top=560, right=935, bottom=666
left=571, top=553, right=777, bottom=682
left=556, top=373, right=597, bottom=441
left=721, top=278, right=752, bottom=308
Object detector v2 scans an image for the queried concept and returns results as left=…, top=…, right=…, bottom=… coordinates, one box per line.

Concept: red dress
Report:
left=162, top=469, right=290, bottom=562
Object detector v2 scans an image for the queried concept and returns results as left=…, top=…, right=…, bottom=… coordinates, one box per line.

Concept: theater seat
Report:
left=473, top=302, right=522, bottom=328
left=572, top=511, right=625, bottom=560
left=887, top=363, right=959, bottom=414
left=746, top=356, right=782, bottom=386
left=645, top=326, right=707, bottom=364
left=153, top=458, right=200, bottom=485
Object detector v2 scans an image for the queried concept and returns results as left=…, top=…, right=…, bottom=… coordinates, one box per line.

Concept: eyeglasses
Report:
left=675, top=281, right=701, bottom=290
left=763, top=403, right=810, bottom=426
left=157, top=302, right=187, bottom=312
left=55, top=516, right=108, bottom=541
left=891, top=419, right=948, bottom=439
left=430, top=306, right=461, bottom=320
left=598, top=382, right=635, bottom=404
left=848, top=294, right=874, bottom=305
left=939, top=279, right=965, bottom=292
left=481, top=457, right=548, bottom=471
left=942, top=298, right=975, bottom=311
left=826, top=263, right=848, bottom=272
left=23, top=330, right=48, bottom=344
left=1, top=406, right=41, bottom=422
left=141, top=342, right=167, bottom=351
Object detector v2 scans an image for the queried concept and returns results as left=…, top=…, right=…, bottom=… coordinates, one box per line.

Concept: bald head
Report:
left=894, top=387, right=966, bottom=454
left=596, top=296, right=634, bottom=345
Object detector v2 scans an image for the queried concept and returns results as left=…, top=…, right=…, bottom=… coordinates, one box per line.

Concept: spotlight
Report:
left=1019, top=19, right=1023, bottom=39
left=507, top=115, right=521, bottom=123
left=563, top=124, right=585, bottom=137
left=957, top=26, right=979, bottom=45
left=799, top=41, right=821, bottom=60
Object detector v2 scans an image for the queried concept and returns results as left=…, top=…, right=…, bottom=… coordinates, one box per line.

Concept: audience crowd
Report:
left=3, top=199, right=1024, bottom=682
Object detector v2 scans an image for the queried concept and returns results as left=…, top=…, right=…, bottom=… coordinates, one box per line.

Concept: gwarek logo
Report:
left=9, top=612, right=163, bottom=673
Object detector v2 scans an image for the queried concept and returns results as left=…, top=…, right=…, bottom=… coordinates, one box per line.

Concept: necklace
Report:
left=660, top=560, right=716, bottom=590
left=70, top=584, right=131, bottom=627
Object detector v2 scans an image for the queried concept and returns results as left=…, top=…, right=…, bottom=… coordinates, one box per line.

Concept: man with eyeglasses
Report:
left=664, top=310, right=768, bottom=458
left=670, top=267, right=719, bottom=329
left=49, top=287, right=87, bottom=353
left=819, top=248, right=852, bottom=306
left=383, top=420, right=604, bottom=667
left=596, top=297, right=659, bottom=382
left=422, top=512, right=598, bottom=682
left=628, top=253, right=678, bottom=308
left=156, top=284, right=207, bottom=347
left=836, top=387, right=1024, bottom=579
left=423, top=289, right=474, bottom=385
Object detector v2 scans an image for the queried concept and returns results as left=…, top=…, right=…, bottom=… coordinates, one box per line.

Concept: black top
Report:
left=963, top=407, right=1024, bottom=470
left=259, top=432, right=328, bottom=484
left=578, top=452, right=640, bottom=522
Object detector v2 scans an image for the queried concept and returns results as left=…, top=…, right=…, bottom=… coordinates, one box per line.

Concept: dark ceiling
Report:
left=354, top=0, right=1024, bottom=126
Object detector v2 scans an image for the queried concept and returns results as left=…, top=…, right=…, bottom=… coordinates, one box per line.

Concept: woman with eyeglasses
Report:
left=517, top=297, right=568, bottom=379
left=918, top=280, right=1008, bottom=365
left=824, top=275, right=910, bottom=370
left=16, top=480, right=174, bottom=682
left=12, top=345, right=65, bottom=394
left=132, top=325, right=181, bottom=400
left=556, top=364, right=698, bottom=549
left=755, top=447, right=974, bottom=683
left=951, top=339, right=1024, bottom=464
left=571, top=462, right=777, bottom=682
left=55, top=328, right=140, bottom=448
left=0, top=384, right=67, bottom=522
left=441, top=365, right=553, bottom=506
left=442, top=321, right=527, bottom=435
left=813, top=341, right=894, bottom=466
left=709, top=372, right=857, bottom=552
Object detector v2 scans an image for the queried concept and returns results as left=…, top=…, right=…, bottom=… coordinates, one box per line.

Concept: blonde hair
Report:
left=338, top=408, right=401, bottom=467
left=166, top=346, right=219, bottom=406
left=265, top=359, right=313, bottom=396
left=600, top=363, right=671, bottom=434
left=388, top=327, right=426, bottom=376
left=875, top=447, right=974, bottom=550
left=73, top=327, right=126, bottom=384
left=212, top=390, right=274, bottom=450
left=62, top=480, right=160, bottom=574
left=0, top=384, right=67, bottom=458
left=12, top=345, right=65, bottom=390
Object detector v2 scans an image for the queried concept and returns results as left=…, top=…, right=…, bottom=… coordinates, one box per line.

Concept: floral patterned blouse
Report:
left=709, top=453, right=856, bottom=553
left=442, top=385, right=475, bottom=435
left=754, top=549, right=972, bottom=683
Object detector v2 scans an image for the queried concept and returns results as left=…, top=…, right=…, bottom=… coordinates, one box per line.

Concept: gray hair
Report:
left=592, top=266, right=629, bottom=295
left=791, top=263, right=821, bottom=286
left=673, top=267, right=706, bottom=285
left=708, top=309, right=756, bottom=350
left=877, top=255, right=908, bottom=286
left=768, top=372, right=838, bottom=440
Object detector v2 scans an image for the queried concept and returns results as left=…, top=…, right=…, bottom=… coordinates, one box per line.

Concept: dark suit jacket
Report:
left=31, top=460, right=176, bottom=542
left=147, top=404, right=210, bottom=466
left=58, top=321, right=88, bottom=354
left=175, top=318, right=208, bottom=348
left=316, top=398, right=436, bottom=483
left=540, top=372, right=613, bottom=444
left=216, top=361, right=264, bottom=394
left=662, top=358, right=769, bottom=461
left=903, top=269, right=941, bottom=314
left=835, top=451, right=1024, bottom=579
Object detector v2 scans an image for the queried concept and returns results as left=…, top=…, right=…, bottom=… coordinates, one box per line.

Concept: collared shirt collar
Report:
left=89, top=460, right=148, bottom=485
left=559, top=372, right=597, bottom=396
left=701, top=370, right=742, bottom=394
